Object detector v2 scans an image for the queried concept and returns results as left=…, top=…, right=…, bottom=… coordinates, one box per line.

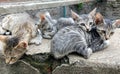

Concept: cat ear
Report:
left=71, top=10, right=80, bottom=21
left=89, top=8, right=97, bottom=18
left=18, top=41, right=28, bottom=49
left=45, top=12, right=51, bottom=18
left=40, top=14, right=45, bottom=22
left=95, top=12, right=104, bottom=25
left=0, top=35, right=8, bottom=42
left=113, top=19, right=120, bottom=28
left=44, top=12, right=53, bottom=23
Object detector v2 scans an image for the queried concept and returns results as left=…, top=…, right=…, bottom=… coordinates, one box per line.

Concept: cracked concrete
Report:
left=0, top=55, right=41, bottom=74
left=26, top=28, right=120, bottom=74
left=53, top=28, right=120, bottom=74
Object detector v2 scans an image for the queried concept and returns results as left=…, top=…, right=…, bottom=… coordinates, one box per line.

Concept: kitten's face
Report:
left=4, top=45, right=27, bottom=64
left=39, top=12, right=56, bottom=34
left=71, top=8, right=96, bottom=31
left=96, top=20, right=115, bottom=40
left=3, top=37, right=27, bottom=64
left=75, top=14, right=94, bottom=31
left=40, top=20, right=55, bottom=33
left=95, top=13, right=120, bottom=40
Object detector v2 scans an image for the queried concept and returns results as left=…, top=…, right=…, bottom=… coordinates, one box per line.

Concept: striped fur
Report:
left=39, top=8, right=96, bottom=39
left=51, top=26, right=104, bottom=59
left=51, top=12, right=120, bottom=59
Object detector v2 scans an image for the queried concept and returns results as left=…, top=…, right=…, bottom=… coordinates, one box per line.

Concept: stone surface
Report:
left=26, top=29, right=120, bottom=65
left=53, top=28, right=120, bottom=74
left=69, top=28, right=120, bottom=65
left=0, top=55, right=40, bottom=74
left=0, top=0, right=120, bottom=74
left=25, top=28, right=120, bottom=74
left=0, top=0, right=94, bottom=15
left=26, top=39, right=51, bottom=55
left=52, top=63, right=120, bottom=74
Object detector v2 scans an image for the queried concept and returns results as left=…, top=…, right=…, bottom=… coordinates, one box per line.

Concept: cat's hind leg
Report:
left=29, top=29, right=42, bottom=45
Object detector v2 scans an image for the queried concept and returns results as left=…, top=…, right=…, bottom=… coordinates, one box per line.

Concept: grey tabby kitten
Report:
left=51, top=12, right=120, bottom=59
left=39, top=12, right=57, bottom=39
left=39, top=12, right=75, bottom=39
left=95, top=12, right=117, bottom=40
left=71, top=8, right=96, bottom=31
left=39, top=8, right=96, bottom=39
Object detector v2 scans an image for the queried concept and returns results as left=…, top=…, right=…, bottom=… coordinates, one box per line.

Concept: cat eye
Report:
left=101, top=30, right=106, bottom=33
left=12, top=57, right=16, bottom=59
left=89, top=22, right=93, bottom=25
left=97, top=29, right=101, bottom=32
left=48, top=28, right=51, bottom=30
left=80, top=23, right=85, bottom=26
left=110, top=32, right=114, bottom=35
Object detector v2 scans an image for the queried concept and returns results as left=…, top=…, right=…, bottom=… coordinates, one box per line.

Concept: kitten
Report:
left=39, top=12, right=74, bottom=39
left=39, top=8, right=96, bottom=39
left=39, top=12, right=57, bottom=39
left=95, top=12, right=116, bottom=40
left=0, top=13, right=42, bottom=64
left=93, top=12, right=120, bottom=49
left=51, top=12, right=120, bottom=59
left=71, top=8, right=96, bottom=31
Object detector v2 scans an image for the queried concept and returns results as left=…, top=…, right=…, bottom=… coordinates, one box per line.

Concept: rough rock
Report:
left=0, top=55, right=40, bottom=74
left=53, top=28, right=120, bottom=74
left=25, top=28, right=120, bottom=74
left=26, top=39, right=51, bottom=55
left=0, top=20, right=120, bottom=74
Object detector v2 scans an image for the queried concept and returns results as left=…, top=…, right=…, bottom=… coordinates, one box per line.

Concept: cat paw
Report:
left=30, top=39, right=41, bottom=45
left=83, top=48, right=93, bottom=59
left=30, top=36, right=42, bottom=45
left=43, top=35, right=52, bottom=39
left=103, top=40, right=110, bottom=48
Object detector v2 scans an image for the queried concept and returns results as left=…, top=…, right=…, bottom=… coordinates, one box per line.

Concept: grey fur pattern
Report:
left=51, top=12, right=120, bottom=59
left=40, top=8, right=97, bottom=39
left=6, top=36, right=20, bottom=50
left=39, top=12, right=75, bottom=39
left=51, top=26, right=105, bottom=59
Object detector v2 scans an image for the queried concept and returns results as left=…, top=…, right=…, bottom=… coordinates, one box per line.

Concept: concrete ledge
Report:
left=52, top=29, right=120, bottom=74
left=0, top=55, right=40, bottom=74
left=27, top=29, right=120, bottom=74
left=68, top=29, right=120, bottom=66
left=26, top=39, right=51, bottom=55
left=0, top=0, right=94, bottom=15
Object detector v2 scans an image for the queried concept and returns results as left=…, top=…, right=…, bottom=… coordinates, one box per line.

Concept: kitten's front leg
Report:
left=82, top=48, right=93, bottom=59
left=102, top=40, right=110, bottom=49
left=92, top=40, right=110, bottom=52
left=43, top=32, right=52, bottom=39
left=43, top=27, right=57, bottom=39
left=29, top=29, right=42, bottom=45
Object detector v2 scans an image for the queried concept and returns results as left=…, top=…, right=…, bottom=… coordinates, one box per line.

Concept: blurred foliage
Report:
left=96, top=0, right=107, bottom=2
left=78, top=3, right=83, bottom=10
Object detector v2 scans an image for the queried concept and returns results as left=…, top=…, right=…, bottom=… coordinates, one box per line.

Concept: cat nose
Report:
left=85, top=26, right=90, bottom=31
left=86, top=29, right=90, bottom=31
left=106, top=38, right=109, bottom=40
left=105, top=37, right=109, bottom=40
